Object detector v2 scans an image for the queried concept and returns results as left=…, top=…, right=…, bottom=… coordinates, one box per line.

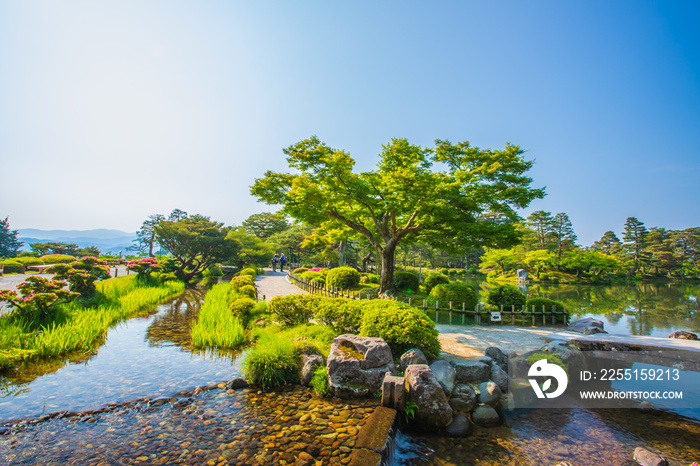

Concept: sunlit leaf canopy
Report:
left=252, top=136, right=545, bottom=256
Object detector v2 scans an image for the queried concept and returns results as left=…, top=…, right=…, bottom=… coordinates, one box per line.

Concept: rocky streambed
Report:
left=0, top=384, right=377, bottom=465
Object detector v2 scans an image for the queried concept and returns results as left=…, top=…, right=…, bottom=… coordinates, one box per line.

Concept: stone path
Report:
left=255, top=269, right=307, bottom=300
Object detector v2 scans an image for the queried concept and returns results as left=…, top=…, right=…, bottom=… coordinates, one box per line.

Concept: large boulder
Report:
left=668, top=331, right=698, bottom=340
left=477, top=381, right=502, bottom=407
left=404, top=365, right=453, bottom=431
left=444, top=414, right=473, bottom=437
left=568, top=317, right=605, bottom=334
left=448, top=384, right=477, bottom=414
left=471, top=406, right=501, bottom=427
left=299, top=354, right=323, bottom=386
left=451, top=361, right=491, bottom=384
left=633, top=447, right=668, bottom=466
left=490, top=365, right=509, bottom=393
left=430, top=360, right=456, bottom=397
left=485, top=347, right=509, bottom=371
left=400, top=348, right=428, bottom=371
left=327, top=334, right=397, bottom=398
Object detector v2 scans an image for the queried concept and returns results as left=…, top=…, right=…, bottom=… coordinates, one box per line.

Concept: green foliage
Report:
left=230, top=274, right=255, bottom=291
left=154, top=215, right=240, bottom=283
left=429, top=283, right=478, bottom=309
left=526, top=352, right=566, bottom=372
left=310, top=365, right=329, bottom=397
left=191, top=283, right=246, bottom=349
left=203, top=264, right=224, bottom=277
left=325, top=266, right=361, bottom=289
left=0, top=276, right=184, bottom=369
left=241, top=212, right=290, bottom=240
left=225, top=228, right=274, bottom=268
left=238, top=284, right=257, bottom=300
left=404, top=401, right=419, bottom=423
left=360, top=273, right=380, bottom=284
left=0, top=259, right=23, bottom=274
left=487, top=285, right=526, bottom=308
left=300, top=271, right=325, bottom=285
left=393, top=271, right=419, bottom=292
left=360, top=301, right=441, bottom=359
left=126, top=257, right=163, bottom=280
left=293, top=267, right=309, bottom=274
left=239, top=267, right=258, bottom=278
left=279, top=324, right=336, bottom=357
left=0, top=217, right=22, bottom=258
left=229, top=297, right=256, bottom=326
left=268, top=294, right=317, bottom=326
left=38, top=254, right=76, bottom=264
left=423, top=272, right=450, bottom=293
left=526, top=297, right=565, bottom=313
left=242, top=332, right=299, bottom=389
left=314, top=298, right=364, bottom=334
left=251, top=136, right=544, bottom=294
left=48, top=256, right=111, bottom=297
left=0, top=276, right=79, bottom=327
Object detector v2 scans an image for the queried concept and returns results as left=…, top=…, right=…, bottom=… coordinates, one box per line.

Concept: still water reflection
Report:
left=0, top=289, right=242, bottom=422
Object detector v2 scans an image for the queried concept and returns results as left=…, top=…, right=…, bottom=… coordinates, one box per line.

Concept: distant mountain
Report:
left=17, top=229, right=137, bottom=254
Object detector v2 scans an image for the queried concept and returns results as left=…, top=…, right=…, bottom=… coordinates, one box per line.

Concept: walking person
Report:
left=279, top=254, right=287, bottom=272
left=271, top=254, right=279, bottom=272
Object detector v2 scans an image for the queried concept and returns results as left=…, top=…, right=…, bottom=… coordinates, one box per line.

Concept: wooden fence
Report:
left=287, top=271, right=568, bottom=326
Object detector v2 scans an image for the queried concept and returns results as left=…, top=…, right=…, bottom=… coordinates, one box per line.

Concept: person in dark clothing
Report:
left=280, top=254, right=286, bottom=272
left=271, top=254, right=279, bottom=272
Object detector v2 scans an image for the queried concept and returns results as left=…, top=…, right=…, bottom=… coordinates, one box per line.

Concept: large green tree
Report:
left=225, top=227, right=274, bottom=268
left=131, top=214, right=166, bottom=257
left=0, top=217, right=23, bottom=258
left=623, top=216, right=648, bottom=276
left=550, top=212, right=577, bottom=265
left=251, top=136, right=544, bottom=293
left=242, top=212, right=290, bottom=240
left=154, top=215, right=239, bottom=283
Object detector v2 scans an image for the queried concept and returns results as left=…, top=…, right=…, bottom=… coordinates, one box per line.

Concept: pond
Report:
left=464, top=278, right=700, bottom=337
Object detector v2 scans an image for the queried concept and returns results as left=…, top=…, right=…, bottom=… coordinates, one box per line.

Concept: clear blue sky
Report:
left=1, top=0, right=698, bottom=246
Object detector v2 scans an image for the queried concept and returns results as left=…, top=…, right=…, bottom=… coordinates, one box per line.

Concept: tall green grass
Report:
left=0, top=276, right=185, bottom=368
left=190, top=283, right=246, bottom=349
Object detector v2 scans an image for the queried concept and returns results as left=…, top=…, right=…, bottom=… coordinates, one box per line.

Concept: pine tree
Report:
left=0, top=217, right=23, bottom=258
left=551, top=212, right=577, bottom=265
left=591, top=230, right=621, bottom=255
left=525, top=211, right=554, bottom=249
left=622, top=217, right=648, bottom=276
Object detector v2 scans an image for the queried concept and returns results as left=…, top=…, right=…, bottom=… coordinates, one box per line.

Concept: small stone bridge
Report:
left=544, top=332, right=700, bottom=372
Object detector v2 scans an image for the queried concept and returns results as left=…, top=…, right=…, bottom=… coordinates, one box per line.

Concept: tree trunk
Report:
left=379, top=243, right=397, bottom=294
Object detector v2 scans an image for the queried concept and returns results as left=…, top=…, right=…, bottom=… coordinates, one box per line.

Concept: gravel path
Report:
left=255, top=269, right=307, bottom=300
left=436, top=323, right=565, bottom=361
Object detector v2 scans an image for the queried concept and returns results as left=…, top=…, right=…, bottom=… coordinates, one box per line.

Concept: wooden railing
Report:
left=287, top=271, right=568, bottom=326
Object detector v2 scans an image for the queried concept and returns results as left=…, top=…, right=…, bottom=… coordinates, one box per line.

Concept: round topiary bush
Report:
left=360, top=273, right=380, bottom=284
left=360, top=301, right=441, bottom=359
left=526, top=297, right=565, bottom=313
left=293, top=267, right=309, bottom=274
left=393, top=271, right=419, bottom=292
left=487, top=285, right=526, bottom=309
left=268, top=294, right=320, bottom=326
left=325, top=266, right=361, bottom=289
left=238, top=284, right=257, bottom=300
left=423, top=272, right=450, bottom=293
left=429, top=283, right=478, bottom=310
left=230, top=274, right=254, bottom=291
left=300, top=271, right=325, bottom=286
left=229, top=297, right=256, bottom=324
left=239, top=267, right=257, bottom=278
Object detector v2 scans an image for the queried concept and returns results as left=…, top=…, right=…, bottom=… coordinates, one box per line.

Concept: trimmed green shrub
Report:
left=393, top=271, right=419, bottom=292
left=310, top=365, right=329, bottom=397
left=423, top=273, right=450, bottom=293
left=230, top=275, right=254, bottom=291
left=14, top=257, right=44, bottom=266
left=239, top=267, right=257, bottom=278
left=360, top=273, right=380, bottom=285
left=39, top=254, right=76, bottom=264
left=48, top=256, right=111, bottom=297
left=203, top=264, right=224, bottom=277
left=242, top=334, right=299, bottom=389
left=325, top=267, right=361, bottom=289
left=360, top=301, right=441, bottom=359
left=429, top=284, right=478, bottom=309
left=526, top=297, right=565, bottom=313
left=314, top=298, right=364, bottom=333
left=468, top=267, right=477, bottom=274
left=238, top=284, right=257, bottom=300
left=447, top=268, right=458, bottom=276
left=300, top=271, right=325, bottom=285
left=0, top=260, right=24, bottom=274
left=229, top=296, right=256, bottom=325
left=268, top=294, right=319, bottom=326
left=293, top=267, right=309, bottom=274
left=439, top=268, right=449, bottom=275
left=487, top=285, right=526, bottom=309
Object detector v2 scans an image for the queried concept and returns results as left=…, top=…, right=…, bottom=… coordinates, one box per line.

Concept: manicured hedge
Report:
left=325, top=266, right=361, bottom=289
left=423, top=272, right=450, bottom=293
left=393, top=271, right=419, bottom=292
left=360, top=301, right=441, bottom=359
left=429, top=283, right=478, bottom=310
left=526, top=297, right=565, bottom=313
left=487, top=285, right=526, bottom=308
